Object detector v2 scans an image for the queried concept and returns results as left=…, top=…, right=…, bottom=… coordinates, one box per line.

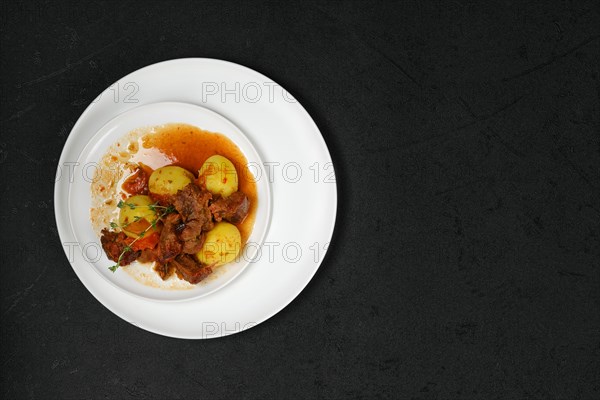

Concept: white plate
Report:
left=54, top=58, right=337, bottom=338
left=73, top=102, right=272, bottom=301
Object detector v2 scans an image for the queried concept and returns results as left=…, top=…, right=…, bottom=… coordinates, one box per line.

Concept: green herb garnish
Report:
left=108, top=202, right=176, bottom=273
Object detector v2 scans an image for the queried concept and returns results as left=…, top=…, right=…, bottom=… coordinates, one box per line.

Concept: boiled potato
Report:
left=198, top=155, right=238, bottom=198
left=196, top=222, right=241, bottom=266
left=118, top=195, right=158, bottom=238
left=148, top=166, right=194, bottom=196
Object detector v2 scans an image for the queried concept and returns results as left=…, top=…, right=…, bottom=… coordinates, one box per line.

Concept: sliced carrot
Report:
left=127, top=231, right=160, bottom=251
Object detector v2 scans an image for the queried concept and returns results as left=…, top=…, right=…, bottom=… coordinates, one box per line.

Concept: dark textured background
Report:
left=1, top=1, right=599, bottom=399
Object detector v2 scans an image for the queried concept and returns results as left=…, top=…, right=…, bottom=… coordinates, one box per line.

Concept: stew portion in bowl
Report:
left=91, top=123, right=257, bottom=287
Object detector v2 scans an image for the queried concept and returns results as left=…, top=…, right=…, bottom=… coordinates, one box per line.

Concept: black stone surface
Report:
left=1, top=1, right=599, bottom=399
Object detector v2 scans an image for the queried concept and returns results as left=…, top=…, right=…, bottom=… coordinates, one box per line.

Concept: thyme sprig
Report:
left=116, top=200, right=173, bottom=212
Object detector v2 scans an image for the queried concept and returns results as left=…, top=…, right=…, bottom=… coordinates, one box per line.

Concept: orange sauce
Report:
left=130, top=123, right=257, bottom=244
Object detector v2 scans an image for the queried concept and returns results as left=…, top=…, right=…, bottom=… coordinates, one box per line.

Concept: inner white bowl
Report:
left=68, top=102, right=272, bottom=302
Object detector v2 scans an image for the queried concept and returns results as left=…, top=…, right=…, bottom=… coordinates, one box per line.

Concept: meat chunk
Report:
left=169, top=255, right=213, bottom=284
left=138, top=247, right=159, bottom=264
left=178, top=219, right=206, bottom=254
left=100, top=229, right=140, bottom=266
left=153, top=262, right=175, bottom=280
left=170, top=184, right=213, bottom=253
left=158, top=213, right=183, bottom=263
left=122, top=165, right=150, bottom=195
left=209, top=191, right=250, bottom=224
left=173, top=184, right=213, bottom=231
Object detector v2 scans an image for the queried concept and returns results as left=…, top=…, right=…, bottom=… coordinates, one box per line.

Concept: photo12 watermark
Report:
left=62, top=239, right=331, bottom=268
left=55, top=160, right=336, bottom=185
left=200, top=81, right=297, bottom=104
